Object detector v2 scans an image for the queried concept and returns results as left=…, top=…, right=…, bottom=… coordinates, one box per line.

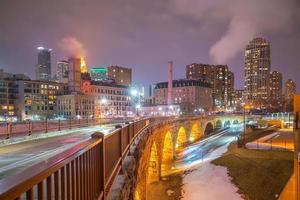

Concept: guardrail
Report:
left=0, top=118, right=133, bottom=140
left=0, top=117, right=164, bottom=200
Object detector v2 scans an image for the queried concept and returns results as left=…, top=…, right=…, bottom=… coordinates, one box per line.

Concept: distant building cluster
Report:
left=0, top=47, right=133, bottom=121
left=0, top=37, right=297, bottom=121
left=144, top=37, right=297, bottom=115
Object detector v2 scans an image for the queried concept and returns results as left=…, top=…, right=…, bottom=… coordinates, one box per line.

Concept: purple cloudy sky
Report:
left=0, top=0, right=300, bottom=90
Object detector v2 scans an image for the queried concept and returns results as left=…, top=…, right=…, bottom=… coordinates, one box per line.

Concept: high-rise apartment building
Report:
left=233, top=89, right=244, bottom=112
left=107, top=66, right=132, bottom=86
left=269, top=71, right=283, bottom=110
left=36, top=47, right=52, bottom=81
left=57, top=60, right=69, bottom=84
left=186, top=63, right=234, bottom=110
left=244, top=38, right=271, bottom=108
left=285, top=79, right=296, bottom=101
left=284, top=79, right=297, bottom=111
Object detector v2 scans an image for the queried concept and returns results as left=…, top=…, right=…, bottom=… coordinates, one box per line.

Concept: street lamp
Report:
left=99, top=98, right=108, bottom=118
left=241, top=102, right=246, bottom=136
left=130, top=89, right=138, bottom=97
left=136, top=103, right=141, bottom=116
left=130, top=87, right=141, bottom=117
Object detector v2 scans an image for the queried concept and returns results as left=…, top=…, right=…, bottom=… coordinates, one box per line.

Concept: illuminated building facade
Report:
left=233, top=89, right=244, bottom=112
left=244, top=38, right=271, bottom=108
left=0, top=79, right=18, bottom=121
left=154, top=79, right=212, bottom=113
left=57, top=60, right=69, bottom=84
left=80, top=57, right=88, bottom=73
left=36, top=47, right=52, bottom=81
left=81, top=80, right=132, bottom=117
left=90, top=67, right=108, bottom=81
left=57, top=94, right=96, bottom=119
left=269, top=71, right=283, bottom=110
left=16, top=80, right=68, bottom=120
left=284, top=79, right=297, bottom=111
left=108, top=66, right=132, bottom=86
left=186, top=63, right=234, bottom=110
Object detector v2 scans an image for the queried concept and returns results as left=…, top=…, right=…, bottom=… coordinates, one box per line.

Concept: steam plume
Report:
left=174, top=0, right=297, bottom=64
left=59, top=37, right=86, bottom=58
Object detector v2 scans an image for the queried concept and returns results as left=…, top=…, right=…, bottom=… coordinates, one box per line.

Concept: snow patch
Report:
left=182, top=163, right=243, bottom=200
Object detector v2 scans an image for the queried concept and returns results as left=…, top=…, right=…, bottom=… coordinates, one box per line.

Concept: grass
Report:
left=213, top=143, right=293, bottom=200
left=147, top=174, right=183, bottom=200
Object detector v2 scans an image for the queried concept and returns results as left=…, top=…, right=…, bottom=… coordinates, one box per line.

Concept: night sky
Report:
left=0, top=0, right=300, bottom=91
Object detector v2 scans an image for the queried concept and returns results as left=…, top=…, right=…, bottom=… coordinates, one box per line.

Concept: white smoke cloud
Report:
left=59, top=36, right=86, bottom=58
left=173, top=0, right=297, bottom=64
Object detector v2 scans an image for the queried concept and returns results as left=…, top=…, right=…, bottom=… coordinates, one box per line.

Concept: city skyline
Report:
left=0, top=0, right=300, bottom=90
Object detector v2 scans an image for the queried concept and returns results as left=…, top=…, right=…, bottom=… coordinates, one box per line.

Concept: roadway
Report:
left=0, top=123, right=119, bottom=180
left=174, top=125, right=243, bottom=170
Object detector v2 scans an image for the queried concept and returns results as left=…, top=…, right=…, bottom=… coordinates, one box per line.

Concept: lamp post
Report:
left=99, top=98, right=108, bottom=118
left=130, top=88, right=141, bottom=117
left=241, top=102, right=246, bottom=136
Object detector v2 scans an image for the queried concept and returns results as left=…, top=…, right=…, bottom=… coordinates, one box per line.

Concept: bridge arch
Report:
left=134, top=190, right=141, bottom=200
left=147, top=142, right=159, bottom=183
left=190, top=123, right=202, bottom=142
left=161, top=131, right=174, bottom=177
left=233, top=119, right=239, bottom=124
left=175, top=126, right=187, bottom=152
left=204, top=122, right=214, bottom=135
left=224, top=120, right=231, bottom=127
left=215, top=120, right=223, bottom=129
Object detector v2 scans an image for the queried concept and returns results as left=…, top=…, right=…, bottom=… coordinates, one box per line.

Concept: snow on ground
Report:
left=245, top=132, right=291, bottom=151
left=254, top=132, right=279, bottom=142
left=181, top=139, right=243, bottom=200
left=245, top=142, right=287, bottom=150
left=182, top=163, right=243, bottom=200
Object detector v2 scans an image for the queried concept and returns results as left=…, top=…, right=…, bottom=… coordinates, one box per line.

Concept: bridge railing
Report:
left=0, top=117, right=161, bottom=200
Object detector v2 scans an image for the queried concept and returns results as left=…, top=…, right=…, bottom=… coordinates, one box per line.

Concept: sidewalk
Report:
left=245, top=130, right=294, bottom=151
left=279, top=173, right=296, bottom=200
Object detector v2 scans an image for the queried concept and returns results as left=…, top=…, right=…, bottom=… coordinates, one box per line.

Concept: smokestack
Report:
left=167, top=61, right=173, bottom=105
left=68, top=57, right=81, bottom=94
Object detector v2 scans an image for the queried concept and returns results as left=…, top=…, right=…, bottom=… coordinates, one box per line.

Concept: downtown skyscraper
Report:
left=35, top=47, right=52, bottom=81
left=244, top=38, right=271, bottom=108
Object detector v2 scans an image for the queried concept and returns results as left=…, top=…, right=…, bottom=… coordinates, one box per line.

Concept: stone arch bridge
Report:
left=119, top=115, right=245, bottom=200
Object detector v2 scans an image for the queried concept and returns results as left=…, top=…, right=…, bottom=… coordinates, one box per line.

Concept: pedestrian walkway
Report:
left=279, top=173, right=295, bottom=200
left=245, top=130, right=294, bottom=151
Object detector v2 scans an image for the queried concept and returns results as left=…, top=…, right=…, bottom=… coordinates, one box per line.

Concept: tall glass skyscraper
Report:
left=36, top=47, right=52, bottom=81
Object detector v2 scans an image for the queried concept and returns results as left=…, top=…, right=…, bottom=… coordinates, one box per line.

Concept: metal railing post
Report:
left=28, top=121, right=32, bottom=136
left=45, top=119, right=48, bottom=133
left=58, top=119, right=61, bottom=131
left=6, top=123, right=11, bottom=139
left=270, top=138, right=272, bottom=150
left=91, top=132, right=105, bottom=200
